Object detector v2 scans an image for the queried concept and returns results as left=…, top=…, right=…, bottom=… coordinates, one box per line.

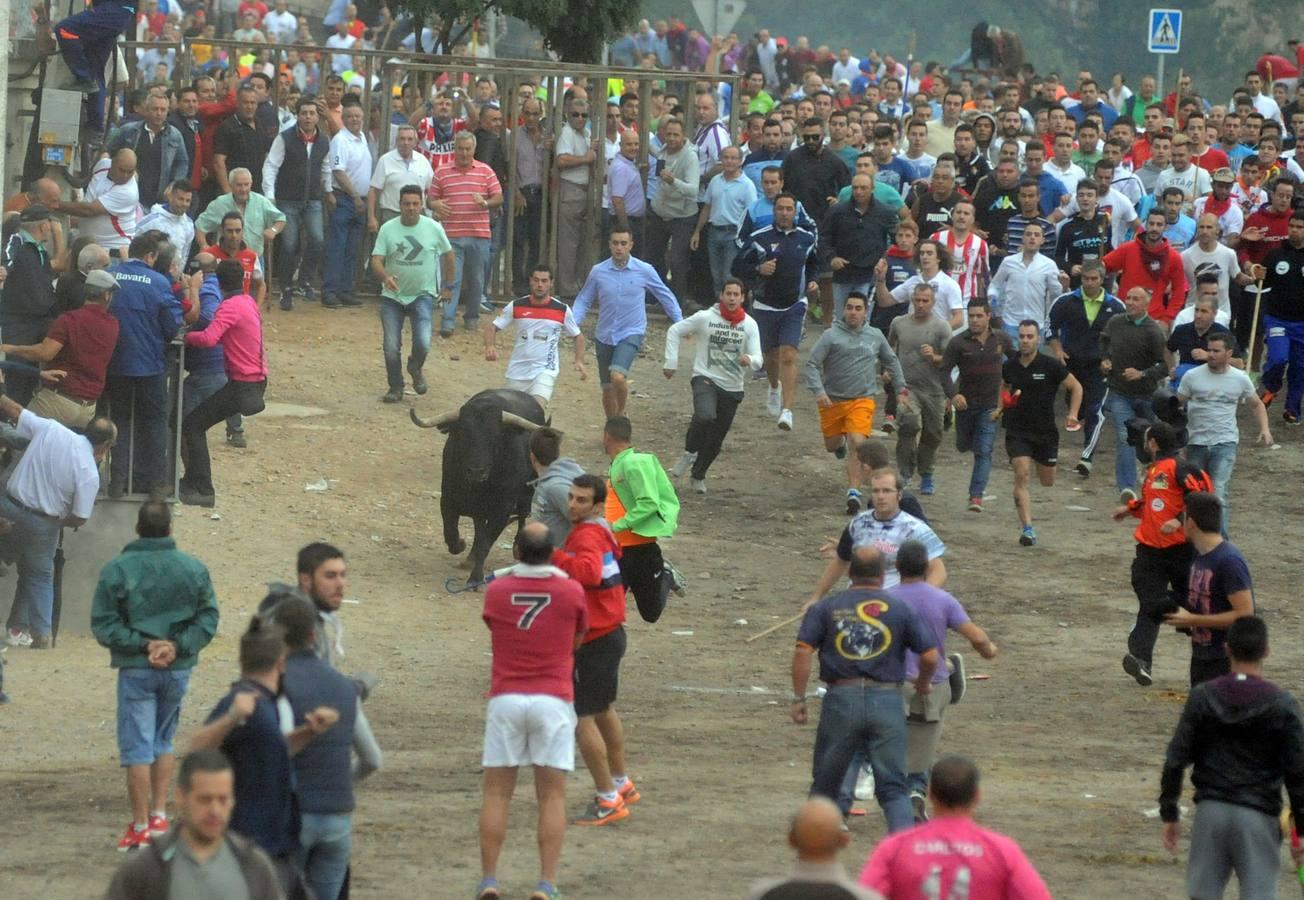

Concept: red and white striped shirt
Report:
left=415, top=116, right=469, bottom=172
left=427, top=160, right=502, bottom=239
left=937, top=229, right=990, bottom=301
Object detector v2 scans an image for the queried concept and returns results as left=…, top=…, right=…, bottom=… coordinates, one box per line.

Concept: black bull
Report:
left=410, top=389, right=548, bottom=584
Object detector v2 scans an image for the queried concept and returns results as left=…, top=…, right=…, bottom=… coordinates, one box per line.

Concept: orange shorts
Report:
left=819, top=397, right=876, bottom=439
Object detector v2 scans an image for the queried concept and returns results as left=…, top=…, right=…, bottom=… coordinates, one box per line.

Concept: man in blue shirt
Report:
left=106, top=231, right=184, bottom=497
left=1066, top=80, right=1119, bottom=131
left=572, top=227, right=682, bottom=419
left=1022, top=144, right=1070, bottom=218
left=742, top=119, right=787, bottom=190
left=792, top=545, right=939, bottom=831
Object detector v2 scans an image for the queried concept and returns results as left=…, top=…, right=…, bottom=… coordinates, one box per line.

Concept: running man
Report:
left=484, top=264, right=587, bottom=409
left=572, top=227, right=682, bottom=419
left=732, top=193, right=820, bottom=431
left=805, top=292, right=907, bottom=514
left=873, top=239, right=966, bottom=331
left=1000, top=321, right=1083, bottom=546
left=888, top=284, right=953, bottom=495
left=941, top=302, right=1014, bottom=512
left=663, top=279, right=762, bottom=494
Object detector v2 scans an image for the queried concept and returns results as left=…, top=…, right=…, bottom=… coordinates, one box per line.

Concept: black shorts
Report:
left=573, top=626, right=626, bottom=716
left=1005, top=432, right=1059, bottom=467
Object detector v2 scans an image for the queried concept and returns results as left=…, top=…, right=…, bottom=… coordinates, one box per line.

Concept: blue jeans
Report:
left=832, top=280, right=873, bottom=308
left=298, top=812, right=352, bottom=900
left=380, top=295, right=434, bottom=390
left=1185, top=442, right=1237, bottom=532
left=116, top=668, right=191, bottom=766
left=443, top=236, right=490, bottom=330
left=706, top=225, right=741, bottom=297
left=105, top=373, right=169, bottom=494
left=323, top=193, right=364, bottom=298
left=1261, top=315, right=1304, bottom=417
left=183, top=370, right=242, bottom=433
left=1101, top=390, right=1156, bottom=491
left=279, top=199, right=324, bottom=290
left=810, top=683, right=912, bottom=832
left=954, top=408, right=998, bottom=499
left=0, top=495, right=61, bottom=637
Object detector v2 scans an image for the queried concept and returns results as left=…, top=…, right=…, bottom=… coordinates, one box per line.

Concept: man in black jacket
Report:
left=0, top=205, right=58, bottom=404
left=822, top=174, right=897, bottom=310
left=1159, top=616, right=1304, bottom=899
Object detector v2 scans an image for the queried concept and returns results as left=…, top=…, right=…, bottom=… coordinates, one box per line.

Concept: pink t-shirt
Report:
left=183, top=292, right=267, bottom=381
left=859, top=816, right=1051, bottom=900
left=483, top=566, right=588, bottom=700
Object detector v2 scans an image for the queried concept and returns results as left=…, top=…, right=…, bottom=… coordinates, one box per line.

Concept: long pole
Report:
left=1156, top=55, right=1165, bottom=111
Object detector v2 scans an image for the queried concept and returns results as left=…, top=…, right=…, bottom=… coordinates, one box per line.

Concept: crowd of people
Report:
left=4, top=3, right=1304, bottom=898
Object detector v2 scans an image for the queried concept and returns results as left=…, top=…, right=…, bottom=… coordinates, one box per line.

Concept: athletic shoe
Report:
left=408, top=367, right=429, bottom=395
left=853, top=764, right=875, bottom=801
left=766, top=387, right=782, bottom=417
left=1019, top=525, right=1036, bottom=547
left=847, top=806, right=867, bottom=817
left=910, top=790, right=929, bottom=824
left=1258, top=384, right=1276, bottom=408
left=882, top=415, right=896, bottom=435
left=617, top=778, right=641, bottom=806
left=225, top=429, right=247, bottom=449
left=479, top=299, right=497, bottom=313
left=664, top=561, right=687, bottom=596
left=440, top=328, right=454, bottom=338
left=340, top=296, right=364, bottom=307
left=528, top=882, right=560, bottom=900
left=5, top=629, right=32, bottom=648
left=573, top=794, right=629, bottom=826
left=690, top=478, right=706, bottom=494
left=967, top=496, right=983, bottom=512
left=322, top=293, right=341, bottom=309
left=1286, top=412, right=1301, bottom=426
left=29, top=634, right=52, bottom=650
left=116, top=823, right=151, bottom=852
left=278, top=290, right=293, bottom=311
left=919, top=474, right=935, bottom=495
left=846, top=489, right=862, bottom=515
left=832, top=438, right=847, bottom=459
left=148, top=814, right=168, bottom=836
left=1074, top=459, right=1092, bottom=478
left=778, top=409, right=793, bottom=431
left=475, top=877, right=501, bottom=899
left=1122, top=653, right=1153, bottom=687
left=298, top=284, right=317, bottom=301
left=670, top=451, right=697, bottom=477
left=948, top=653, right=966, bottom=705
left=1120, top=488, right=1138, bottom=504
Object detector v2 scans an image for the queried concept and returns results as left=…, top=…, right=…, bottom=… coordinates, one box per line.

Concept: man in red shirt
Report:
left=1, top=269, right=121, bottom=429
left=1236, top=178, right=1295, bottom=345
left=204, top=211, right=265, bottom=307
left=1104, top=209, right=1187, bottom=326
left=550, top=474, right=639, bottom=828
left=478, top=521, right=588, bottom=900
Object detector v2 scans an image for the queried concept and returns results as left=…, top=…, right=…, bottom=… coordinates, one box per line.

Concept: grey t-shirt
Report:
left=169, top=838, right=252, bottom=900
left=1177, top=364, right=1256, bottom=446
left=889, top=314, right=954, bottom=394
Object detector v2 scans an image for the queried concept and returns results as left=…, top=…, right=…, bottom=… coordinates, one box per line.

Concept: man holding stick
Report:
left=1248, top=209, right=1304, bottom=424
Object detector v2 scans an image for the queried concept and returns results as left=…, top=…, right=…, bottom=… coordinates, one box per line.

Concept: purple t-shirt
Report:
left=890, top=581, right=970, bottom=682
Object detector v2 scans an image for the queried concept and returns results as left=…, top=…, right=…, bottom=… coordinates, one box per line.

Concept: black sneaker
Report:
left=1122, top=653, right=1153, bottom=687
left=1074, top=459, right=1091, bottom=478
left=832, top=438, right=847, bottom=459
left=340, top=296, right=364, bottom=307
left=225, top=429, right=247, bottom=448
left=278, top=291, right=293, bottom=311
left=322, top=294, right=341, bottom=309
left=407, top=367, right=428, bottom=395
left=178, top=484, right=216, bottom=508
left=29, top=634, right=53, bottom=650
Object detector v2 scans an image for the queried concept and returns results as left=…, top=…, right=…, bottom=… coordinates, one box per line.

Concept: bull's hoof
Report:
left=468, top=573, right=485, bottom=587
left=447, top=538, right=467, bottom=555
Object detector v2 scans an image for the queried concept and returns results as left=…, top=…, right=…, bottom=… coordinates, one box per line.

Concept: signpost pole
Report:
left=1157, top=55, right=1165, bottom=104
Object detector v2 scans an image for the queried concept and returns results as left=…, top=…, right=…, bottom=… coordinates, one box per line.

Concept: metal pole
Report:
left=502, top=75, right=517, bottom=299
left=379, top=64, right=394, bottom=156
left=1156, top=55, right=1165, bottom=112
left=0, top=0, right=9, bottom=194
left=547, top=75, right=565, bottom=273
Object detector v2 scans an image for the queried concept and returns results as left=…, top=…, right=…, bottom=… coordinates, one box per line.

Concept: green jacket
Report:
left=608, top=447, right=680, bottom=538
left=91, top=537, right=220, bottom=670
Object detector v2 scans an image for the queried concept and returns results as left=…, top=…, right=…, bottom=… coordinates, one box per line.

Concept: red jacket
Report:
left=1238, top=206, right=1293, bottom=270
left=1103, top=237, right=1187, bottom=322
left=552, top=520, right=625, bottom=644
left=197, top=91, right=238, bottom=179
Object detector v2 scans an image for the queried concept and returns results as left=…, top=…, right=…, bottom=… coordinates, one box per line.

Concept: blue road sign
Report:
left=1149, top=8, right=1181, bottom=54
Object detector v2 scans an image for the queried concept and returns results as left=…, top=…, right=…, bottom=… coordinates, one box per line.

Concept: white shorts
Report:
left=482, top=693, right=577, bottom=770
left=506, top=371, right=558, bottom=401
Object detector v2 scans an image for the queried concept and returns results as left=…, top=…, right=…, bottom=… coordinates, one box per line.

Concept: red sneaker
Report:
left=617, top=778, right=641, bottom=806
left=116, top=823, right=151, bottom=852
left=148, top=814, right=169, bottom=836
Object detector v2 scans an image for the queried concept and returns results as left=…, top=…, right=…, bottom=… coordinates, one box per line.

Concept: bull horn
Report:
left=411, top=408, right=459, bottom=429
left=501, top=411, right=542, bottom=431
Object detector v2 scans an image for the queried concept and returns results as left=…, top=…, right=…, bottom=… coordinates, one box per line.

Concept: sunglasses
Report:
left=802, top=134, right=823, bottom=142
left=571, top=112, right=589, bottom=119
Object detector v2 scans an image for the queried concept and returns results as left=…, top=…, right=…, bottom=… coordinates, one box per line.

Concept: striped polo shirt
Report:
left=427, top=159, right=502, bottom=239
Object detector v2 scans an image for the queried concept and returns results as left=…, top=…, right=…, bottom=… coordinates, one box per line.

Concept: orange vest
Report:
left=1129, top=456, right=1213, bottom=548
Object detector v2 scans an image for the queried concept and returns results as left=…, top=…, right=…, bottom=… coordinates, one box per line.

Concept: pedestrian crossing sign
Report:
left=1148, top=8, right=1181, bottom=54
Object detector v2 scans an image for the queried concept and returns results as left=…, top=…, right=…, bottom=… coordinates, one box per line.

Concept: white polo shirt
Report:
left=369, top=149, right=435, bottom=213
left=6, top=411, right=101, bottom=520
left=329, top=127, right=373, bottom=198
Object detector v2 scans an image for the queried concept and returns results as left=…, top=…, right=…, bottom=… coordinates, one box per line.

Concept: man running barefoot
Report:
left=1000, top=322, right=1083, bottom=546
left=805, top=292, right=907, bottom=514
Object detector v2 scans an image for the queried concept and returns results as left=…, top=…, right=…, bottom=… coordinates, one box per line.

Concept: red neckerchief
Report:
left=719, top=302, right=746, bottom=325
left=1202, top=193, right=1233, bottom=217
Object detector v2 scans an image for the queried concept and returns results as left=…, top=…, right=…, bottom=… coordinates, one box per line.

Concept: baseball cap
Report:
left=19, top=204, right=52, bottom=223
left=84, top=270, right=120, bottom=293
left=1212, top=167, right=1235, bottom=184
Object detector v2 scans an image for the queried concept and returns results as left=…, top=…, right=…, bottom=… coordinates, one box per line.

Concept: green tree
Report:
left=391, top=0, right=639, bottom=62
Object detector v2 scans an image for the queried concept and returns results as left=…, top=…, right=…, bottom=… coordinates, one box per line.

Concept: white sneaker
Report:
left=690, top=477, right=707, bottom=494
left=5, top=629, right=32, bottom=648
left=669, top=451, right=697, bottom=477
left=766, top=388, right=781, bottom=417
left=854, top=764, right=876, bottom=801
left=778, top=408, right=793, bottom=431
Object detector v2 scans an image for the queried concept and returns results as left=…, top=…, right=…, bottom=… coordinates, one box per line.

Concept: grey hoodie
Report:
left=805, top=317, right=906, bottom=401
left=530, top=457, right=586, bottom=543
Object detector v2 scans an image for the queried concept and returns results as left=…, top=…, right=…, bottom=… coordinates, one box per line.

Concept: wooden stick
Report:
left=745, top=611, right=805, bottom=643
left=1248, top=274, right=1265, bottom=371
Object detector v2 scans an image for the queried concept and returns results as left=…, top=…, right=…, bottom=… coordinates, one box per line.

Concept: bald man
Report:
left=747, top=797, right=883, bottom=899
left=54, top=150, right=140, bottom=257
left=3, top=177, right=62, bottom=215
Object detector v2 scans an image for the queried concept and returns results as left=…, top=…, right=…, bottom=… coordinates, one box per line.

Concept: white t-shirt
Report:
left=1180, top=242, right=1239, bottom=317
left=81, top=161, right=139, bottom=250
left=324, top=33, right=356, bottom=74
left=493, top=298, right=581, bottom=379
left=6, top=410, right=101, bottom=520
left=1177, top=364, right=1256, bottom=446
left=262, top=9, right=297, bottom=42
left=1192, top=195, right=1245, bottom=240
left=890, top=271, right=965, bottom=326
left=329, top=128, right=372, bottom=198
left=1154, top=165, right=1213, bottom=215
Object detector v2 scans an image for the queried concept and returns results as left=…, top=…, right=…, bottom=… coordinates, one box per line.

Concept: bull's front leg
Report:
left=468, top=511, right=511, bottom=585
left=442, top=500, right=466, bottom=556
